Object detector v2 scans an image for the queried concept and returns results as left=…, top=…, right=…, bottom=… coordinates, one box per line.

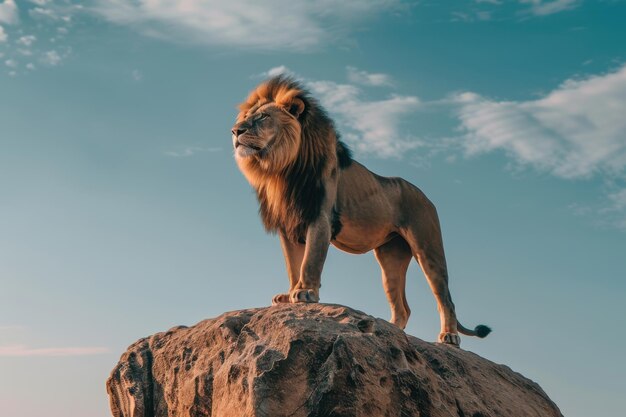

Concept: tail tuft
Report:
left=475, top=325, right=492, bottom=338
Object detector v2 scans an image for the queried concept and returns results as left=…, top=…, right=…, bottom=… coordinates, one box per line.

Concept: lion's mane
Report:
left=236, top=76, right=352, bottom=242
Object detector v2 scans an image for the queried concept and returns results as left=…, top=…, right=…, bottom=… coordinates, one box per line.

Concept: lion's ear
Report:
left=288, top=98, right=305, bottom=119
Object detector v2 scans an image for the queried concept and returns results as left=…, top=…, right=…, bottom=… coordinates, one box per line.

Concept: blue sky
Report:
left=1, top=1, right=625, bottom=416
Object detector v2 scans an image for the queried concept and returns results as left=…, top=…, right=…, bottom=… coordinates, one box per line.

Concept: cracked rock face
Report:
left=106, top=304, right=562, bottom=417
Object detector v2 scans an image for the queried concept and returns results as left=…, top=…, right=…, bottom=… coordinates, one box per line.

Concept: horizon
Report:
left=1, top=1, right=625, bottom=416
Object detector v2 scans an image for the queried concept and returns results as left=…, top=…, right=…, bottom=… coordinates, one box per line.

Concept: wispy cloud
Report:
left=346, top=66, right=394, bottom=87
left=17, top=34, right=36, bottom=46
left=42, top=49, right=61, bottom=66
left=91, top=0, right=403, bottom=51
left=454, top=64, right=626, bottom=180
left=310, top=80, right=421, bottom=157
left=461, top=0, right=578, bottom=21
left=0, top=345, right=109, bottom=357
left=255, top=65, right=292, bottom=79
left=0, top=1, right=584, bottom=77
left=519, top=0, right=580, bottom=16
left=164, top=146, right=222, bottom=157
left=0, top=325, right=109, bottom=357
left=454, top=64, right=626, bottom=229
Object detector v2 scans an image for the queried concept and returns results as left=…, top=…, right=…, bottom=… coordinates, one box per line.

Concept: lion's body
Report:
left=332, top=161, right=426, bottom=255
left=232, top=76, right=490, bottom=345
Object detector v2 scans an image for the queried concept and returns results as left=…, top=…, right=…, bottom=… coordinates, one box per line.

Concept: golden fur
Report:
left=232, top=76, right=490, bottom=346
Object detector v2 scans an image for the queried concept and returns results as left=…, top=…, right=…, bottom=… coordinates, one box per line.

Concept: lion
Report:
left=231, top=75, right=490, bottom=346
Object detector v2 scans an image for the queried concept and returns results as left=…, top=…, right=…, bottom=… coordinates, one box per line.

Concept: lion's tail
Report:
left=457, top=322, right=492, bottom=338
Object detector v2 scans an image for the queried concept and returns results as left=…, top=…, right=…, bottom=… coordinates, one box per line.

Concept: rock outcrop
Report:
left=106, top=304, right=562, bottom=417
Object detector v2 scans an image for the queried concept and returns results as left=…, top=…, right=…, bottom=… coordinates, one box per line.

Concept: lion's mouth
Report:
left=235, top=141, right=261, bottom=151
left=235, top=135, right=275, bottom=158
left=235, top=138, right=263, bottom=157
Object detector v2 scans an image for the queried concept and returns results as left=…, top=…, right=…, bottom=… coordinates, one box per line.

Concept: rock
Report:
left=106, top=304, right=562, bottom=417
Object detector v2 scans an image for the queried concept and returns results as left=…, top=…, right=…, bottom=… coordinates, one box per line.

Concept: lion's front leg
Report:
left=289, top=215, right=332, bottom=304
left=272, top=233, right=305, bottom=305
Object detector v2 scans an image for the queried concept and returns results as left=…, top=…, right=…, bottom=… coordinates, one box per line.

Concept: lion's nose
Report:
left=231, top=127, right=247, bottom=137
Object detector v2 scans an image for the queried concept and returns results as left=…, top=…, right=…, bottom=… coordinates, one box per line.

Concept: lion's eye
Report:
left=257, top=113, right=268, bottom=121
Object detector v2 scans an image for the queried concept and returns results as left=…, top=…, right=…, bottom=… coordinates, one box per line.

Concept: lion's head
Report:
left=232, top=76, right=336, bottom=179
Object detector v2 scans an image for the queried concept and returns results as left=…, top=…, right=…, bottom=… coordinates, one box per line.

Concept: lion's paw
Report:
left=271, top=293, right=291, bottom=305
left=289, top=289, right=319, bottom=303
left=438, top=332, right=461, bottom=347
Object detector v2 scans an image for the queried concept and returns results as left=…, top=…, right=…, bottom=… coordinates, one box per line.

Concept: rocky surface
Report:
left=107, top=304, right=563, bottom=417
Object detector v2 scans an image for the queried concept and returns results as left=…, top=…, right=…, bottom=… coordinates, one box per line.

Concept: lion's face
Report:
left=232, top=100, right=304, bottom=172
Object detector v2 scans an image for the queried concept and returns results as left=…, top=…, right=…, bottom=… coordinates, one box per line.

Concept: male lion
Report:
left=231, top=76, right=490, bottom=346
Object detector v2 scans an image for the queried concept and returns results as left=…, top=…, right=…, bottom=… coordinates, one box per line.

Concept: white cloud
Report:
left=455, top=65, right=626, bottom=230
left=4, top=58, right=17, bottom=68
left=476, top=10, right=493, bottom=20
left=520, top=0, right=579, bottom=16
left=252, top=65, right=295, bottom=79
left=42, top=49, right=61, bottom=65
left=263, top=65, right=291, bottom=78
left=308, top=80, right=421, bottom=158
left=450, top=11, right=472, bottom=22
left=454, top=64, right=626, bottom=180
left=26, top=62, right=35, bottom=70
left=17, top=34, right=36, bottom=46
left=0, top=345, right=109, bottom=357
left=346, top=66, right=393, bottom=87
left=29, top=6, right=57, bottom=20
left=164, top=146, right=222, bottom=157
left=0, top=0, right=17, bottom=25
left=0, top=24, right=6, bottom=42
left=92, top=0, right=402, bottom=51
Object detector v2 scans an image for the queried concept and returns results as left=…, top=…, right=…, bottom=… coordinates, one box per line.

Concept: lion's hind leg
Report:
left=374, top=235, right=413, bottom=329
left=400, top=199, right=461, bottom=346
